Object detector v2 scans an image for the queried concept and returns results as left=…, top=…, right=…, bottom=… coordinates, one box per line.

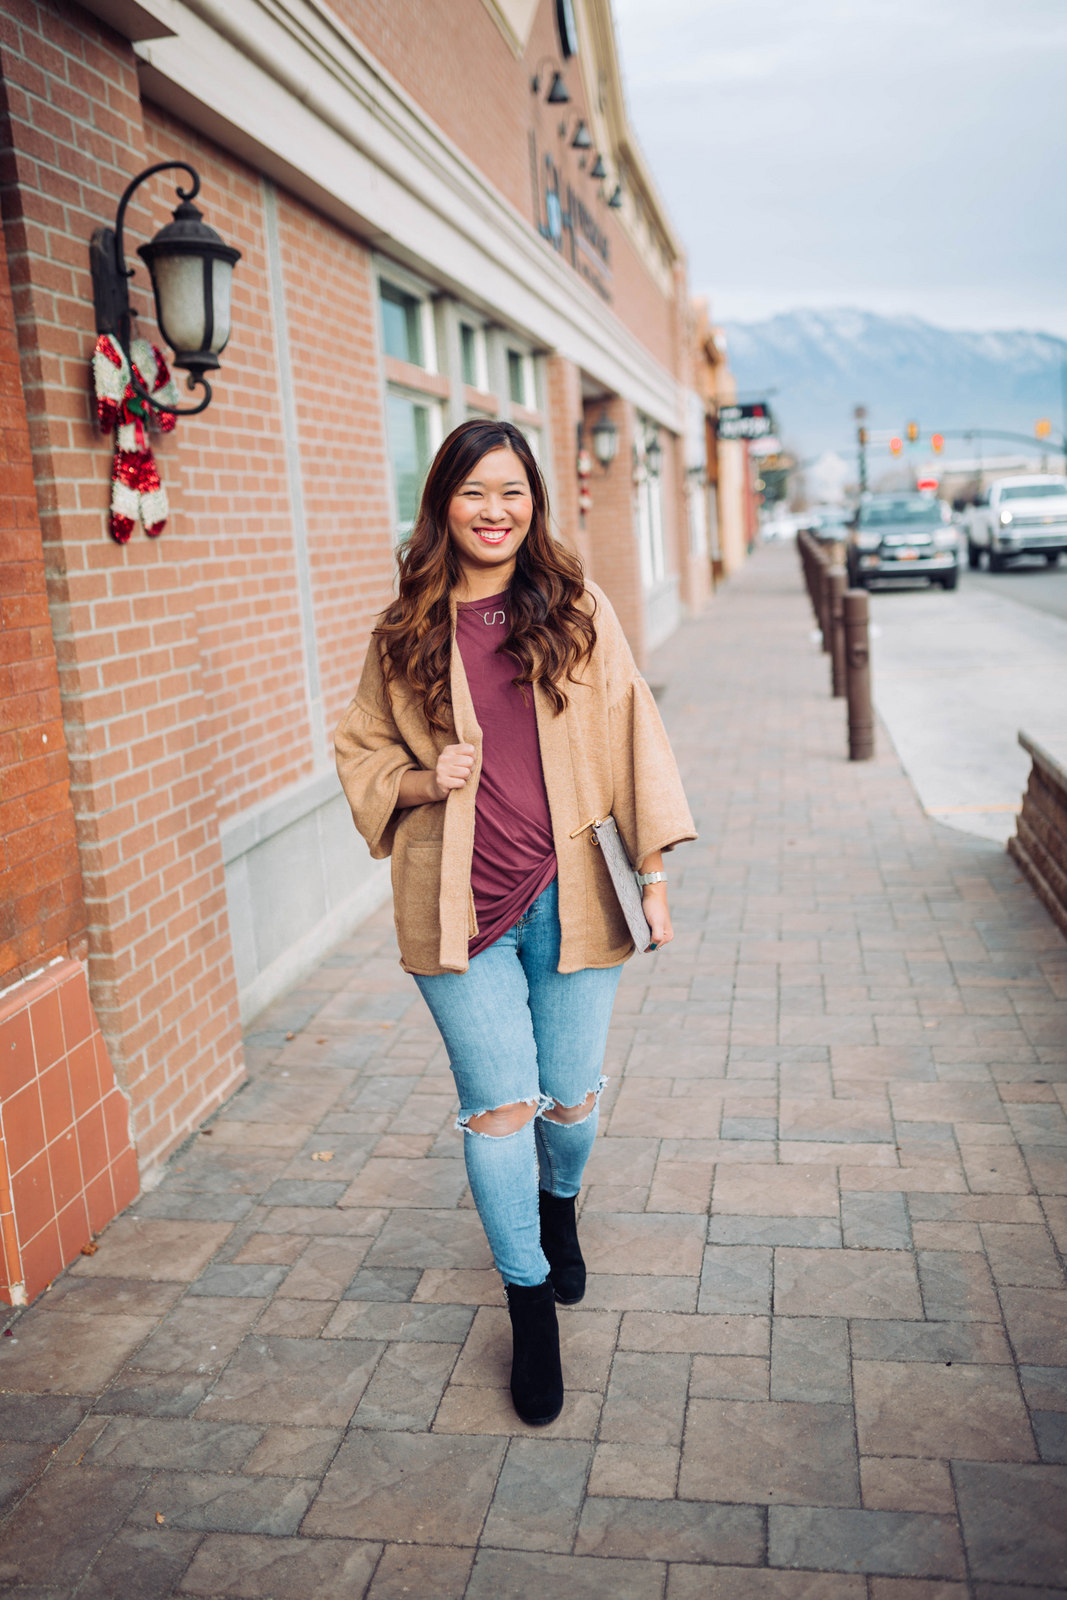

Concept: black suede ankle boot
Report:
left=539, top=1189, right=585, bottom=1305
left=504, top=1278, right=563, bottom=1426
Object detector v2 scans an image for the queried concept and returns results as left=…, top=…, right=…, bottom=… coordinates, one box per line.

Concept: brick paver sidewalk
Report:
left=2, top=542, right=1066, bottom=1598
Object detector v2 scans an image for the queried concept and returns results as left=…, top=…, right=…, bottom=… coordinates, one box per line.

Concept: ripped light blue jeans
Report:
left=413, top=877, right=622, bottom=1286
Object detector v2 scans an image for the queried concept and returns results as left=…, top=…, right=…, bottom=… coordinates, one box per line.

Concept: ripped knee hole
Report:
left=464, top=1101, right=539, bottom=1137
left=542, top=1090, right=598, bottom=1126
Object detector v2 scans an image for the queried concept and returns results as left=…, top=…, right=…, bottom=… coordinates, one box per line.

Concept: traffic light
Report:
left=857, top=426, right=868, bottom=446
left=906, top=420, right=919, bottom=443
left=931, top=432, right=944, bottom=454
left=1036, top=418, right=1052, bottom=439
left=889, top=437, right=903, bottom=456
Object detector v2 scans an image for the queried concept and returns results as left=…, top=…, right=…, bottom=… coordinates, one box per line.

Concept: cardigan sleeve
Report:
left=609, top=676, right=697, bottom=867
left=590, top=585, right=697, bottom=867
left=334, top=636, right=419, bottom=859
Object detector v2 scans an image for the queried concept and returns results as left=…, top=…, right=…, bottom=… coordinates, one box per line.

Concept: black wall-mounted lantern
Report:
left=591, top=412, right=619, bottom=469
left=531, top=58, right=570, bottom=102
left=645, top=427, right=663, bottom=476
left=89, top=161, right=241, bottom=418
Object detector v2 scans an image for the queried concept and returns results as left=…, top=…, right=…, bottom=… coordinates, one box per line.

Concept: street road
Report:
left=964, top=555, right=1067, bottom=621
left=867, top=571, right=1067, bottom=843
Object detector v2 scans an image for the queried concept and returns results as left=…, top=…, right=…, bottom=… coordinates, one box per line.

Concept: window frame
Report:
left=375, top=259, right=439, bottom=374
left=635, top=421, right=667, bottom=589
left=458, top=316, right=489, bottom=393
left=384, top=384, right=444, bottom=541
left=506, top=345, right=536, bottom=411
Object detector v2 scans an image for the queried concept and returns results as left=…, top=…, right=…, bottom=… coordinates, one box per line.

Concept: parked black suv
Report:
left=847, top=493, right=960, bottom=590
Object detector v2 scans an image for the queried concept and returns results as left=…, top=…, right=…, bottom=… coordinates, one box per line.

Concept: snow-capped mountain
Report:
left=720, top=309, right=1067, bottom=466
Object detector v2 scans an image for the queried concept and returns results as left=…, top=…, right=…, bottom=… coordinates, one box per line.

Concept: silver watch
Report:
left=636, top=870, right=667, bottom=887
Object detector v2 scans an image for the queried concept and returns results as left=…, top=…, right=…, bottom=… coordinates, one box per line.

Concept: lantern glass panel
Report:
left=209, top=255, right=234, bottom=354
left=150, top=251, right=207, bottom=353
left=592, top=419, right=618, bottom=465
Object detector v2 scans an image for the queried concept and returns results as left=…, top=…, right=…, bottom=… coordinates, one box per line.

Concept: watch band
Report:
left=635, top=870, right=667, bottom=887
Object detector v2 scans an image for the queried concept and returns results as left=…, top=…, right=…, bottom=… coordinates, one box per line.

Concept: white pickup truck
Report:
left=965, top=474, right=1067, bottom=571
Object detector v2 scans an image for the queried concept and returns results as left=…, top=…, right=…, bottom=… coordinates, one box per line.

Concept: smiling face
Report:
left=446, top=446, right=534, bottom=599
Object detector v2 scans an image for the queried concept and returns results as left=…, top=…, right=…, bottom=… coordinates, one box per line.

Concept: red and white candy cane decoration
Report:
left=91, top=333, right=180, bottom=543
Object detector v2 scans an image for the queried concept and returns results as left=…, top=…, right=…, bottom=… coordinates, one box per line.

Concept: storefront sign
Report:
left=536, top=151, right=612, bottom=303
left=716, top=402, right=774, bottom=441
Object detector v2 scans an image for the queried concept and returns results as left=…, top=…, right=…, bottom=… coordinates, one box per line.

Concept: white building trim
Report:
left=118, top=0, right=684, bottom=430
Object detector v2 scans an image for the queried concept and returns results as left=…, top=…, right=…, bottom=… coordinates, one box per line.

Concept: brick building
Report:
left=0, top=0, right=743, bottom=1298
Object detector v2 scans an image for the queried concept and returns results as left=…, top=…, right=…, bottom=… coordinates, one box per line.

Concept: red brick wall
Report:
left=274, top=187, right=396, bottom=733
left=137, top=106, right=318, bottom=817
left=327, top=0, right=678, bottom=373
left=137, top=107, right=398, bottom=788
left=580, top=394, right=645, bottom=664
left=0, top=2, right=245, bottom=1172
left=0, top=194, right=82, bottom=981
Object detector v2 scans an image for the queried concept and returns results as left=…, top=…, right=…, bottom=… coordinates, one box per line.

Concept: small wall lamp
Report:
left=644, top=428, right=663, bottom=476
left=591, top=412, right=619, bottom=469
left=89, top=161, right=241, bottom=417
left=531, top=59, right=570, bottom=102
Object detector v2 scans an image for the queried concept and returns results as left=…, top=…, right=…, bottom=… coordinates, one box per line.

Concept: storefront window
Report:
left=380, top=281, right=423, bottom=366
left=507, top=348, right=532, bottom=407
left=460, top=323, right=478, bottom=386
left=636, top=426, right=666, bottom=588
left=387, top=392, right=437, bottom=536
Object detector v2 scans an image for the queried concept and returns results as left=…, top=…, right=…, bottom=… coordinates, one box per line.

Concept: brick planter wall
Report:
left=0, top=958, right=138, bottom=1304
left=1009, top=732, right=1067, bottom=942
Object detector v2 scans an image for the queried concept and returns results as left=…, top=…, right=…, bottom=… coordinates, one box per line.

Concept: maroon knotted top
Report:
left=455, top=591, right=558, bottom=957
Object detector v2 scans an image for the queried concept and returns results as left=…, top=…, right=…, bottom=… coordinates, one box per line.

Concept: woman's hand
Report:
left=396, top=743, right=476, bottom=808
left=432, top=742, right=476, bottom=799
left=638, top=850, right=673, bottom=951
left=642, top=882, right=673, bottom=951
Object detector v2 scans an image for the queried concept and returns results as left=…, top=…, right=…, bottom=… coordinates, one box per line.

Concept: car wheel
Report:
left=989, top=550, right=1007, bottom=573
left=1045, top=551, right=1059, bottom=566
left=967, top=541, right=980, bottom=570
left=939, top=571, right=959, bottom=591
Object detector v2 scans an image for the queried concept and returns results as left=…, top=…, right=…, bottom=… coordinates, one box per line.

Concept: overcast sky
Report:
left=611, top=0, right=1067, bottom=334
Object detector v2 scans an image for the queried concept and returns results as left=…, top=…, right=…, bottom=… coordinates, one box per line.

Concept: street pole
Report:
left=854, top=405, right=868, bottom=496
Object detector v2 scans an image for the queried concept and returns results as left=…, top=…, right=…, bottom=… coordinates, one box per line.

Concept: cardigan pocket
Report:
left=391, top=839, right=444, bottom=973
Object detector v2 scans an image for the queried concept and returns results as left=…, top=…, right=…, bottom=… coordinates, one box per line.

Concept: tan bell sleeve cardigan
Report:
left=335, top=582, right=696, bottom=975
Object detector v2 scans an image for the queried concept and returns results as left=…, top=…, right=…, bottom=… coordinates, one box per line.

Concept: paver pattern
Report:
left=2, top=542, right=1066, bottom=1597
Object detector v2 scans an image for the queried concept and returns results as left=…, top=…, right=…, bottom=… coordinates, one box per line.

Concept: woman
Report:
left=336, top=419, right=694, bottom=1425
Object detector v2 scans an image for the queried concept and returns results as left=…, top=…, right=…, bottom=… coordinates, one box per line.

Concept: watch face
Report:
left=557, top=0, right=578, bottom=57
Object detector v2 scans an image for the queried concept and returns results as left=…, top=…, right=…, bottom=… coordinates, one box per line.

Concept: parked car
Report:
left=963, top=475, right=1067, bottom=570
left=846, top=492, right=960, bottom=590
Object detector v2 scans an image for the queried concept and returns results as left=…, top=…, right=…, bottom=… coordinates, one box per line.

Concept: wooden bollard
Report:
left=818, top=558, right=832, bottom=653
left=829, top=567, right=847, bottom=697
left=797, top=531, right=814, bottom=608
left=844, top=589, right=874, bottom=760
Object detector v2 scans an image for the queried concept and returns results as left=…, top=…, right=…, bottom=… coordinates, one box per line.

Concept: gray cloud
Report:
left=612, top=0, right=1067, bottom=332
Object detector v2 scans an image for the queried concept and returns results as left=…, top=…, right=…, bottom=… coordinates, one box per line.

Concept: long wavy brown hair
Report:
left=376, top=419, right=596, bottom=731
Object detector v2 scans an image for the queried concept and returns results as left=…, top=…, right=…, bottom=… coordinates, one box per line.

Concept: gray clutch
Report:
left=590, top=816, right=652, bottom=953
